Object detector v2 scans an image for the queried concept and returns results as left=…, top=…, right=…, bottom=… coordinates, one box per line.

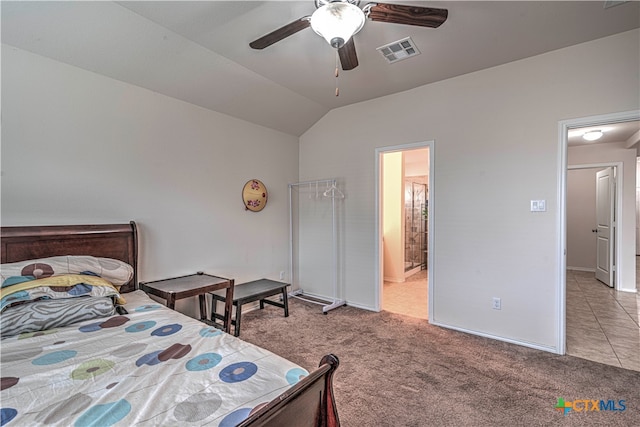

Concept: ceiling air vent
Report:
left=377, top=37, right=420, bottom=64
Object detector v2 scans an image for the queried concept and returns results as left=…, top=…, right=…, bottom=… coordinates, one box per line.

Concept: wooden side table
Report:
left=140, top=272, right=234, bottom=333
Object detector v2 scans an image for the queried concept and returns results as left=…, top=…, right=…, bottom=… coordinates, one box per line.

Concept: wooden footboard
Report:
left=239, top=354, right=340, bottom=427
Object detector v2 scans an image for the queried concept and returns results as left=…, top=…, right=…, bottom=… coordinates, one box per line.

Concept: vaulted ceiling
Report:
left=2, top=1, right=639, bottom=136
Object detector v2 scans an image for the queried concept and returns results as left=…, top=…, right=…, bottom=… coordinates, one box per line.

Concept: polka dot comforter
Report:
left=0, top=290, right=308, bottom=426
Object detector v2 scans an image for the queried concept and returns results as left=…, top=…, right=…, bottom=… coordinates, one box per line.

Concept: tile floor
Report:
left=383, top=261, right=640, bottom=372
left=566, top=265, right=639, bottom=372
left=383, top=269, right=428, bottom=320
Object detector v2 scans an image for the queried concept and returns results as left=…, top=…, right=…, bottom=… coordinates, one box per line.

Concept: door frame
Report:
left=374, top=140, right=435, bottom=319
left=567, top=163, right=622, bottom=288
left=557, top=110, right=639, bottom=355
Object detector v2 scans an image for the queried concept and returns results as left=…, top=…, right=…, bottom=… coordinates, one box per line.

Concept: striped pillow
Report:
left=0, top=296, right=115, bottom=339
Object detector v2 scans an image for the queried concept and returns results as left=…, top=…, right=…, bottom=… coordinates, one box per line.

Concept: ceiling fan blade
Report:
left=367, top=3, right=448, bottom=28
left=338, top=38, right=359, bottom=71
left=249, top=17, right=311, bottom=49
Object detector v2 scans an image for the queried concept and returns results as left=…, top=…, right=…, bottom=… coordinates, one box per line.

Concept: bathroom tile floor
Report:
left=383, top=269, right=428, bottom=320
left=383, top=261, right=639, bottom=372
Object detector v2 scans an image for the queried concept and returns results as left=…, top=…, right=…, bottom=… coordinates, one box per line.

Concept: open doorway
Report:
left=376, top=143, right=432, bottom=320
left=567, top=164, right=620, bottom=288
left=564, top=117, right=639, bottom=293
left=560, top=112, right=640, bottom=370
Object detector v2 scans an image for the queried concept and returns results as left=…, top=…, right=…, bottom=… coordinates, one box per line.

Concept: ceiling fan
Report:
left=249, top=0, right=448, bottom=71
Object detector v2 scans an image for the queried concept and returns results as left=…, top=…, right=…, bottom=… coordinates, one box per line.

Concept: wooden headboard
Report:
left=1, top=222, right=138, bottom=293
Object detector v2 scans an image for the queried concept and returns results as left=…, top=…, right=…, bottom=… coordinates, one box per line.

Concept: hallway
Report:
left=566, top=266, right=640, bottom=372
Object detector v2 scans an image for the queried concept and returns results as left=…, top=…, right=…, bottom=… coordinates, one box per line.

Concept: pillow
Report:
left=1, top=255, right=133, bottom=288
left=0, top=296, right=116, bottom=339
left=0, top=274, right=124, bottom=313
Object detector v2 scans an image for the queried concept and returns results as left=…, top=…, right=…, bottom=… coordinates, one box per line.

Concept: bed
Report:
left=0, top=222, right=340, bottom=427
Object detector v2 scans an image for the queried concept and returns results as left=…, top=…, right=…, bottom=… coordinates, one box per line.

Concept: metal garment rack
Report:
left=288, top=179, right=346, bottom=314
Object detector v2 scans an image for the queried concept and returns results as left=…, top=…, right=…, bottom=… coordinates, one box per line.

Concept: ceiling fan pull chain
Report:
left=335, top=50, right=340, bottom=97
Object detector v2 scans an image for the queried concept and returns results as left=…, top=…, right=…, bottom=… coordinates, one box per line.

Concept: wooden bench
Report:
left=210, top=278, right=289, bottom=337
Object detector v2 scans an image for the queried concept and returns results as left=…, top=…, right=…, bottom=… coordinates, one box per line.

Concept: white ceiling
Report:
left=2, top=1, right=639, bottom=136
left=568, top=120, right=640, bottom=154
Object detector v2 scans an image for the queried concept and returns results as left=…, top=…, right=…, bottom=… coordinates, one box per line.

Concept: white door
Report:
left=595, top=167, right=615, bottom=287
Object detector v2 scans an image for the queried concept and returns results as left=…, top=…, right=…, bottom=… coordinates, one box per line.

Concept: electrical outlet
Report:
left=279, top=271, right=285, bottom=280
left=492, top=297, right=501, bottom=310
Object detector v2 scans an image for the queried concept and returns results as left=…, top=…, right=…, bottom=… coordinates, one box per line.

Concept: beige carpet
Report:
left=240, top=298, right=640, bottom=426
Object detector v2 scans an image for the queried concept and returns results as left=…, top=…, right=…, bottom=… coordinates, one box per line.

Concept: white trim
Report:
left=344, top=301, right=377, bottom=312
left=557, top=109, right=640, bottom=356
left=569, top=162, right=624, bottom=170
left=374, top=140, right=435, bottom=318
left=430, top=321, right=557, bottom=354
left=566, top=266, right=596, bottom=273
left=405, top=265, right=421, bottom=278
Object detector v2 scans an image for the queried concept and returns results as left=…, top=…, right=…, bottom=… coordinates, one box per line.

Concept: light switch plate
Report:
left=530, top=200, right=546, bottom=212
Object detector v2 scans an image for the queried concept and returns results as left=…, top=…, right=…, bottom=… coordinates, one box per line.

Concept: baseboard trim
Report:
left=567, top=266, right=596, bottom=272
left=344, top=301, right=377, bottom=312
left=292, top=297, right=559, bottom=353
left=404, top=266, right=421, bottom=278
left=430, top=320, right=560, bottom=354
left=289, top=290, right=348, bottom=310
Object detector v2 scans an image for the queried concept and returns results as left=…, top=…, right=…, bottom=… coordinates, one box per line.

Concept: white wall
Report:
left=1, top=46, right=299, bottom=317
left=566, top=169, right=597, bottom=271
left=299, top=30, right=640, bottom=351
left=568, top=142, right=637, bottom=291
left=404, top=148, right=429, bottom=178
left=382, top=152, right=404, bottom=283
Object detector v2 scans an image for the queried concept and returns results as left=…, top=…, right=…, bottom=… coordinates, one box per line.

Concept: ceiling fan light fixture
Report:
left=583, top=130, right=604, bottom=141
left=310, top=2, right=365, bottom=49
